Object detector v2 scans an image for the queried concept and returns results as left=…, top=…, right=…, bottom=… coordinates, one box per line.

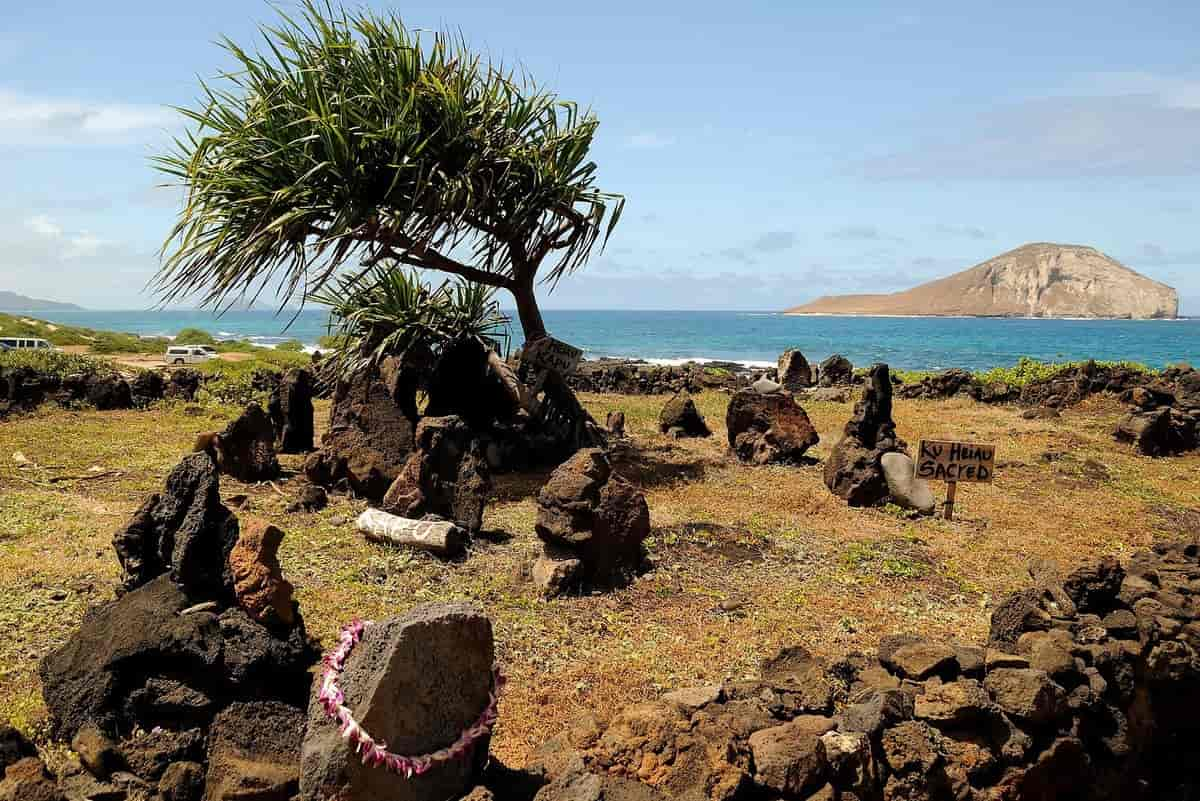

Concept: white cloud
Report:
left=26, top=214, right=61, bottom=236
left=625, top=131, right=676, bottom=149
left=0, top=88, right=176, bottom=146
left=5, top=214, right=148, bottom=306
left=856, top=73, right=1200, bottom=180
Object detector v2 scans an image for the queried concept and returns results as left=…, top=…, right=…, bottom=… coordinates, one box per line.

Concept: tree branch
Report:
left=367, top=235, right=518, bottom=291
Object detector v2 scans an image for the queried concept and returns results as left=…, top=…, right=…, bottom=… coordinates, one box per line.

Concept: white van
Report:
left=166, top=345, right=214, bottom=365
left=0, top=337, right=53, bottom=351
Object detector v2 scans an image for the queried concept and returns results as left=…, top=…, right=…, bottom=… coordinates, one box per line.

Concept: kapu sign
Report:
left=915, top=439, right=995, bottom=483
left=523, top=336, right=583, bottom=376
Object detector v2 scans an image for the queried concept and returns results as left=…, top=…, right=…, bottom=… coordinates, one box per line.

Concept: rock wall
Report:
left=530, top=537, right=1200, bottom=801
left=568, top=360, right=762, bottom=395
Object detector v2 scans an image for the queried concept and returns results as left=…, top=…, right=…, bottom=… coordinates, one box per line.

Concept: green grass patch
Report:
left=842, top=540, right=929, bottom=579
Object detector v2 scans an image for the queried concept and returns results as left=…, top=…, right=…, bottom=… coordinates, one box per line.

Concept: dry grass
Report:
left=1, top=390, right=1198, bottom=765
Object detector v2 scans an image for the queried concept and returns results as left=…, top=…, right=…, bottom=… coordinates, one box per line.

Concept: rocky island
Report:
left=785, top=242, right=1179, bottom=319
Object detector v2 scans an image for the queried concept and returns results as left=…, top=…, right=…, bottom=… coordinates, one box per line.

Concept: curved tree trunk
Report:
left=511, top=281, right=547, bottom=342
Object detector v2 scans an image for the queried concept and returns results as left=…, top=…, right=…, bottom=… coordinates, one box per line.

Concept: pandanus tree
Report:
left=153, top=1, right=623, bottom=344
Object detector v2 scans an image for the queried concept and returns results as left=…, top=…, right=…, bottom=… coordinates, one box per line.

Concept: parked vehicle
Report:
left=0, top=337, right=54, bottom=351
left=165, top=345, right=214, bottom=365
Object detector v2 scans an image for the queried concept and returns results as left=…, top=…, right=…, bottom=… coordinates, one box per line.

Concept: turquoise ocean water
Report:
left=29, top=308, right=1200, bottom=373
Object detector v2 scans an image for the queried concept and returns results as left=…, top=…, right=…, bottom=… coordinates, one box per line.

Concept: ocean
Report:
left=30, top=308, right=1200, bottom=373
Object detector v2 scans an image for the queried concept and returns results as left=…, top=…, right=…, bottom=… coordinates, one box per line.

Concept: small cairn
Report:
left=381, top=416, right=492, bottom=534
left=532, top=449, right=650, bottom=596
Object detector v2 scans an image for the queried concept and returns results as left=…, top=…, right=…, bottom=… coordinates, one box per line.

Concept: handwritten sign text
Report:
left=915, top=439, right=995, bottom=483
left=524, top=336, right=583, bottom=376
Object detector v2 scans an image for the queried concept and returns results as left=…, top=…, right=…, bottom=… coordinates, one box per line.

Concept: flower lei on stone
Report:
left=317, top=618, right=505, bottom=778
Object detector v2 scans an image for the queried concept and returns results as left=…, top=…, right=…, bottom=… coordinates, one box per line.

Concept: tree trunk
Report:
left=511, top=282, right=547, bottom=342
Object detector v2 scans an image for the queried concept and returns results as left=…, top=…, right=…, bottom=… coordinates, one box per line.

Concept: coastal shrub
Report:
left=196, top=352, right=312, bottom=406
left=174, top=327, right=217, bottom=345
left=274, top=339, right=306, bottom=352
left=0, top=349, right=113, bottom=377
left=974, top=356, right=1156, bottom=388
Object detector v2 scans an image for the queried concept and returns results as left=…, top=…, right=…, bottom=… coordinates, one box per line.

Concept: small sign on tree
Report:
left=915, top=439, right=996, bottom=520
left=523, top=336, right=583, bottom=377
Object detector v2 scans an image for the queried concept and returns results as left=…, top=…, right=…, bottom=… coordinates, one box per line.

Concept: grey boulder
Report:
left=880, top=452, right=935, bottom=515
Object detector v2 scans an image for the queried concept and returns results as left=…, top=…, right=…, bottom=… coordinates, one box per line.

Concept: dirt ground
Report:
left=1, top=390, right=1197, bottom=765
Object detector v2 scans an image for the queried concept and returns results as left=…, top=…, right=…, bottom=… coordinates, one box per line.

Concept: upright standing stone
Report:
left=271, top=368, right=316, bottom=453
left=300, top=603, right=496, bottom=801
left=217, top=403, right=281, bottom=482
left=778, top=350, right=814, bottom=390
left=824, top=364, right=906, bottom=506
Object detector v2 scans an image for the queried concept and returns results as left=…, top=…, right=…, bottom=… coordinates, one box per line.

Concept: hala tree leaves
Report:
left=310, top=265, right=510, bottom=385
left=154, top=0, right=623, bottom=318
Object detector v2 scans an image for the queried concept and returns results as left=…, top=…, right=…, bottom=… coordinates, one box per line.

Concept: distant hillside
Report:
left=785, top=243, right=1179, bottom=320
left=0, top=291, right=84, bottom=312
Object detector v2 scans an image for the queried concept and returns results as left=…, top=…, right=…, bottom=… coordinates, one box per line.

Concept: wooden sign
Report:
left=523, top=336, right=583, bottom=377
left=915, top=440, right=995, bottom=483
left=915, top=439, right=996, bottom=520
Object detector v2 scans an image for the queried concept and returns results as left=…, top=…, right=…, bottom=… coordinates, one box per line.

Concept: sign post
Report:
left=914, top=439, right=996, bottom=521
left=520, top=336, right=583, bottom=414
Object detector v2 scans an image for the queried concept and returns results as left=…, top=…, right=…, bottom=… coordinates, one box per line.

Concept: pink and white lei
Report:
left=317, top=618, right=505, bottom=778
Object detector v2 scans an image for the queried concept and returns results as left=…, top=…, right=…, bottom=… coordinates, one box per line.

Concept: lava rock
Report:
left=216, top=403, right=280, bottom=482
left=270, top=368, right=315, bottom=454
left=300, top=603, right=495, bottom=801
left=778, top=350, right=814, bottom=390
left=818, top=355, right=854, bottom=387
left=824, top=364, right=906, bottom=506
left=130, top=371, right=165, bottom=408
left=228, top=518, right=295, bottom=625
left=658, top=390, right=711, bottom=438
left=533, top=449, right=649, bottom=594
left=39, top=576, right=223, bottom=738
left=382, top=416, right=492, bottom=533
left=205, top=701, right=304, bottom=801
left=304, top=363, right=417, bottom=501
left=725, top=390, right=819, bottom=464
left=111, top=452, right=239, bottom=600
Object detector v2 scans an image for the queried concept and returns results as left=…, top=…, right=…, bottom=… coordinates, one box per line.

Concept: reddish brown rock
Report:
left=228, top=518, right=295, bottom=625
left=725, top=390, right=819, bottom=464
left=534, top=449, right=649, bottom=594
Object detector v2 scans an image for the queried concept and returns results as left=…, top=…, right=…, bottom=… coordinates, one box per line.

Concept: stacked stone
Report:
left=1113, top=368, right=1200, bottom=456
left=382, top=415, right=493, bottom=534
left=0, top=365, right=144, bottom=417
left=895, top=368, right=980, bottom=401
left=36, top=452, right=316, bottom=801
left=530, top=538, right=1200, bottom=801
left=568, top=360, right=756, bottom=395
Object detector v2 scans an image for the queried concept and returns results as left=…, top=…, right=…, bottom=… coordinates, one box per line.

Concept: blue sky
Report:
left=2, top=0, right=1198, bottom=311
